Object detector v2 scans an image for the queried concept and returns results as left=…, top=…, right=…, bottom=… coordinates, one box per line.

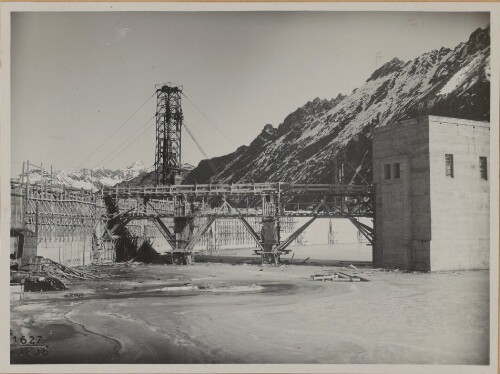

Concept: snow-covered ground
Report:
left=11, top=262, right=489, bottom=364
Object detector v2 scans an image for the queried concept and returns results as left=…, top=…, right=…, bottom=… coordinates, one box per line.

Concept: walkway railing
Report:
left=103, top=182, right=373, bottom=198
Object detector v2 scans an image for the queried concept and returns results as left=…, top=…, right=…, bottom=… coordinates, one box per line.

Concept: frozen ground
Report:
left=217, top=243, right=373, bottom=262
left=10, top=260, right=489, bottom=365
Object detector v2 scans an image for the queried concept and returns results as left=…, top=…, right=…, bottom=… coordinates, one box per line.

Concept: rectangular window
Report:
left=445, top=154, right=454, bottom=178
left=480, top=157, right=487, bottom=180
left=393, top=163, right=401, bottom=179
left=384, top=164, right=391, bottom=179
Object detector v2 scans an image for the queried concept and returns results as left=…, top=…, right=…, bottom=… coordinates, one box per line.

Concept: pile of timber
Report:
left=17, top=256, right=103, bottom=281
left=311, top=270, right=369, bottom=282
left=39, top=258, right=103, bottom=281
left=11, top=256, right=110, bottom=292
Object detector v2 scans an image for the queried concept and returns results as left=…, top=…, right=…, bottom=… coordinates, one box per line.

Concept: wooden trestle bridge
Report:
left=11, top=180, right=374, bottom=265
left=105, top=182, right=374, bottom=264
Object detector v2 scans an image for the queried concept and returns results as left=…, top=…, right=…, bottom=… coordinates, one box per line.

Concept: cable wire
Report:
left=184, top=122, right=219, bottom=175
left=96, top=114, right=156, bottom=169
left=181, top=92, right=236, bottom=147
left=77, top=91, right=156, bottom=168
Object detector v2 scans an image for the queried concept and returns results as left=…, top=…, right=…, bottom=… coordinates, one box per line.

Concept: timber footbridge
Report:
left=12, top=180, right=374, bottom=265
left=106, top=182, right=374, bottom=265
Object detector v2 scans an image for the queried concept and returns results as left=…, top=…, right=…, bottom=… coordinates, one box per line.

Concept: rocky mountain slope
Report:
left=186, top=25, right=490, bottom=185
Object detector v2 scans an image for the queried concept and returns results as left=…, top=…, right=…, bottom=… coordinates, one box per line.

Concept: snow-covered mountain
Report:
left=12, top=161, right=151, bottom=190
left=117, top=163, right=195, bottom=186
left=185, top=25, right=490, bottom=185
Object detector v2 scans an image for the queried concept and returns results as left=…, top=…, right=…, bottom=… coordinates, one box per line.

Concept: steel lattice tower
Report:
left=154, top=84, right=183, bottom=186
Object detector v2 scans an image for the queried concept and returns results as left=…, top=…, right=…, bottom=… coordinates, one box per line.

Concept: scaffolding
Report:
left=154, top=84, right=183, bottom=186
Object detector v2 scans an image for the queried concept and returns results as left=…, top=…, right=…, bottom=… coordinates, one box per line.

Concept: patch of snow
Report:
left=438, top=54, right=484, bottom=96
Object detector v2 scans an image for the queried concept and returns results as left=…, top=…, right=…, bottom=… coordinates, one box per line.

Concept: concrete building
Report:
left=373, top=116, right=490, bottom=271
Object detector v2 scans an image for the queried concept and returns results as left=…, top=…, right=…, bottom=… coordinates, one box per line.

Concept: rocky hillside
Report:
left=186, top=25, right=490, bottom=185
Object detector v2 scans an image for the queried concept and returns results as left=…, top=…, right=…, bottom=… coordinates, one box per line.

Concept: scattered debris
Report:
left=349, top=264, right=358, bottom=270
left=20, top=256, right=104, bottom=281
left=337, top=271, right=370, bottom=282
left=301, top=257, right=310, bottom=264
left=312, top=274, right=339, bottom=281
left=311, top=270, right=369, bottom=282
left=11, top=272, right=67, bottom=292
left=10, top=284, right=24, bottom=301
left=64, top=292, right=85, bottom=298
left=10, top=256, right=112, bottom=293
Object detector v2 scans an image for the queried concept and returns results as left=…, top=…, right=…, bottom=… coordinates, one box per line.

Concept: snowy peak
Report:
left=185, top=25, right=490, bottom=185
left=127, top=160, right=145, bottom=172
left=13, top=161, right=148, bottom=190
left=367, top=58, right=405, bottom=82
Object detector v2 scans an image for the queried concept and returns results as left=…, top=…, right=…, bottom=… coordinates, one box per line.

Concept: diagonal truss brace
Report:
left=149, top=216, right=176, bottom=249
left=184, top=216, right=216, bottom=252
left=348, top=217, right=374, bottom=245
left=274, top=216, right=317, bottom=253
left=107, top=216, right=134, bottom=236
left=273, top=200, right=324, bottom=253
left=238, top=216, right=265, bottom=251
left=222, top=198, right=265, bottom=251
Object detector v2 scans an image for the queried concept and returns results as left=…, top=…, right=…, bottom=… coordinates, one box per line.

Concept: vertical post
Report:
left=35, top=202, right=39, bottom=236
left=50, top=165, right=53, bottom=187
left=214, top=218, right=217, bottom=251
left=333, top=156, right=338, bottom=184
left=26, top=160, right=30, bottom=199
left=20, top=162, right=25, bottom=226
left=83, top=229, right=86, bottom=267
left=372, top=184, right=377, bottom=266
left=21, top=162, right=25, bottom=185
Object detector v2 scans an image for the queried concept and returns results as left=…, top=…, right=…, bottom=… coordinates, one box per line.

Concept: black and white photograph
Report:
left=1, top=3, right=498, bottom=372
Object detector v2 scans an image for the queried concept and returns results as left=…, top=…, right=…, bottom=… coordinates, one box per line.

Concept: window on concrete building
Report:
left=393, top=163, right=400, bottom=179
left=480, top=157, right=488, bottom=180
left=384, top=164, right=391, bottom=179
left=445, top=154, right=454, bottom=178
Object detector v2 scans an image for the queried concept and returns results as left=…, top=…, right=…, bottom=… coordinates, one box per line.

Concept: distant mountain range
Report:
left=11, top=160, right=195, bottom=190
left=12, top=161, right=195, bottom=190
left=12, top=161, right=141, bottom=190
left=184, top=25, right=490, bottom=185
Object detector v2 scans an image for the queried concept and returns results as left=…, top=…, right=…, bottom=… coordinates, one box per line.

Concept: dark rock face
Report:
left=184, top=25, right=490, bottom=185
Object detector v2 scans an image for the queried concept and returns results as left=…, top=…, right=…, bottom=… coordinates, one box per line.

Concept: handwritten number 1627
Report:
left=12, top=336, right=43, bottom=345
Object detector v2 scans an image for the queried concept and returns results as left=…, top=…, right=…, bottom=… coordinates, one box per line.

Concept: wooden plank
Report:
left=337, top=271, right=370, bottom=282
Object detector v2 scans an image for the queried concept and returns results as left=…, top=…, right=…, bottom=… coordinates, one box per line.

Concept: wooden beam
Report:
left=149, top=216, right=175, bottom=248
left=222, top=198, right=265, bottom=251
left=275, top=216, right=317, bottom=252
left=185, top=216, right=216, bottom=252
left=348, top=217, right=373, bottom=245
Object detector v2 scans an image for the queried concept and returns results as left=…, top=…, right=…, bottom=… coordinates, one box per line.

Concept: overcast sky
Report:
left=11, top=11, right=489, bottom=175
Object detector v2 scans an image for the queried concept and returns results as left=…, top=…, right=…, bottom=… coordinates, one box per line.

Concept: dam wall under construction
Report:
left=10, top=181, right=300, bottom=266
left=10, top=182, right=107, bottom=267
